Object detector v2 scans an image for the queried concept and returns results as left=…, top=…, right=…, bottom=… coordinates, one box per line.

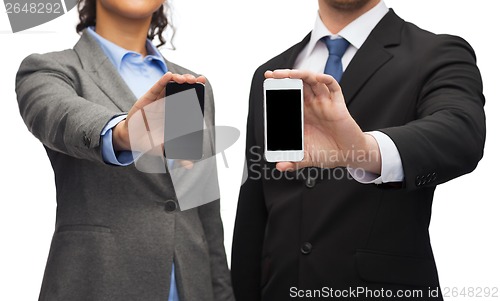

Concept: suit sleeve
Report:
left=380, top=35, right=486, bottom=190
left=16, top=53, right=118, bottom=163
left=231, top=69, right=268, bottom=301
left=197, top=80, right=235, bottom=301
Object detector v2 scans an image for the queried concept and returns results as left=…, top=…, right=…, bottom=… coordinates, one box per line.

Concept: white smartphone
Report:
left=264, top=78, right=304, bottom=162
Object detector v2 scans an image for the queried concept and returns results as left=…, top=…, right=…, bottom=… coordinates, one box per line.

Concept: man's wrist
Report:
left=345, top=133, right=381, bottom=174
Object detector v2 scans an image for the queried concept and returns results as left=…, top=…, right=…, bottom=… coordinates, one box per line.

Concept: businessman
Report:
left=232, top=0, right=486, bottom=300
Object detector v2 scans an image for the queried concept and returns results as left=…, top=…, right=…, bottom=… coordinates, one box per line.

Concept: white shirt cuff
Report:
left=347, top=131, right=404, bottom=184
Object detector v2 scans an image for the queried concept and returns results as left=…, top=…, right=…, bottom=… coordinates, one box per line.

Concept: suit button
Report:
left=305, top=177, right=316, bottom=188
left=301, top=242, right=312, bottom=255
left=165, top=200, right=177, bottom=212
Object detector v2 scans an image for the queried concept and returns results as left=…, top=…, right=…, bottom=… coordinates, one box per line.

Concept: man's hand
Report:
left=265, top=69, right=381, bottom=174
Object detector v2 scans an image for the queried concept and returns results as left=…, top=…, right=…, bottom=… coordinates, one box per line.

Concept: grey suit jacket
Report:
left=16, top=29, right=234, bottom=301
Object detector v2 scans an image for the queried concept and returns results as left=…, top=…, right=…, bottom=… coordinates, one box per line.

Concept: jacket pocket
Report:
left=355, top=249, right=439, bottom=287
left=40, top=226, right=119, bottom=300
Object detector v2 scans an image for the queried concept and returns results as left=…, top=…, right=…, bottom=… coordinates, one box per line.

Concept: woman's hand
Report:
left=112, top=72, right=206, bottom=152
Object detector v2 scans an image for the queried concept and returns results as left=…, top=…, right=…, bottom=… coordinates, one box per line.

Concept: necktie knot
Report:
left=322, top=37, right=350, bottom=58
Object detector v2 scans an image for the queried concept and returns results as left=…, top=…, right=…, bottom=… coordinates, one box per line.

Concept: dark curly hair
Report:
left=76, top=0, right=171, bottom=48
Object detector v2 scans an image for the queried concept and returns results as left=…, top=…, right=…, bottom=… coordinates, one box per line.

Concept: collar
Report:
left=306, top=0, right=389, bottom=55
left=86, top=27, right=167, bottom=72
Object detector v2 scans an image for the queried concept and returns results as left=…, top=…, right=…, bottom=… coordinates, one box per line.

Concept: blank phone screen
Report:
left=164, top=83, right=205, bottom=160
left=266, top=89, right=302, bottom=151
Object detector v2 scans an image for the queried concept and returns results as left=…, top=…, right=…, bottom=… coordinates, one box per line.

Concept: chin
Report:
left=324, top=0, right=374, bottom=11
left=100, top=0, right=164, bottom=19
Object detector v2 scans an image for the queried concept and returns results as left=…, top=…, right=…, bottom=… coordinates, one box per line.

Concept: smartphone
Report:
left=264, top=78, right=304, bottom=162
left=164, top=82, right=205, bottom=160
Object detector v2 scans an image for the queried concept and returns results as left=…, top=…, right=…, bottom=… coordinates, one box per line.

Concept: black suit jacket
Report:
left=232, top=10, right=485, bottom=301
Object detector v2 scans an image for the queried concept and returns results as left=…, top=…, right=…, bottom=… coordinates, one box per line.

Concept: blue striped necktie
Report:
left=322, top=37, right=350, bottom=82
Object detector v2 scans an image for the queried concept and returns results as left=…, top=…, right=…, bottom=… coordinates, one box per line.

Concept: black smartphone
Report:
left=164, top=82, right=205, bottom=160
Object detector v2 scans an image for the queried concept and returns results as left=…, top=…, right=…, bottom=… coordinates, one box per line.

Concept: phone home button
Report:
left=305, top=177, right=316, bottom=189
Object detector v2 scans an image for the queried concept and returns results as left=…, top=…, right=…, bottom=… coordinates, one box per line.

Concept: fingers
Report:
left=265, top=69, right=311, bottom=80
left=296, top=71, right=331, bottom=99
left=265, top=69, right=292, bottom=79
left=265, top=69, right=341, bottom=96
left=171, top=74, right=206, bottom=85
left=141, top=72, right=174, bottom=102
left=141, top=73, right=206, bottom=103
left=317, top=73, right=342, bottom=95
left=179, top=160, right=194, bottom=170
left=195, top=75, right=207, bottom=84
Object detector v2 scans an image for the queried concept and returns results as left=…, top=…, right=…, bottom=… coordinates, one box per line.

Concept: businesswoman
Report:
left=15, top=0, right=234, bottom=300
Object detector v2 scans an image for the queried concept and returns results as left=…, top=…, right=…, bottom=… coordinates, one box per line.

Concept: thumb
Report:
left=276, top=160, right=310, bottom=172
left=275, top=150, right=313, bottom=172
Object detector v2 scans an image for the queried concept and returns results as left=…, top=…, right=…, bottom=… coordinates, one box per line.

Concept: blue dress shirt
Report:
left=88, top=28, right=179, bottom=301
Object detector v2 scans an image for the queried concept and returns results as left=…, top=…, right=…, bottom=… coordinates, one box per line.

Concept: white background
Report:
left=0, top=0, right=498, bottom=300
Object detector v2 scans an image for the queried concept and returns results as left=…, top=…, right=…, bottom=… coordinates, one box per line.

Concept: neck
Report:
left=318, top=0, right=380, bottom=34
left=95, top=2, right=151, bottom=56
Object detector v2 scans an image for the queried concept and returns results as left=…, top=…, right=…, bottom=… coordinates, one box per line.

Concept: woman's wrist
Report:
left=112, top=120, right=130, bottom=151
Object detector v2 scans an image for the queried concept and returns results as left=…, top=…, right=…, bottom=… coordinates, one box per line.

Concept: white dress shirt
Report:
left=294, top=1, right=404, bottom=184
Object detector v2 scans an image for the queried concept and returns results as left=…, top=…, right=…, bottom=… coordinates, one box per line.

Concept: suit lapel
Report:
left=165, top=61, right=182, bottom=75
left=341, top=9, right=404, bottom=105
left=74, top=29, right=137, bottom=112
left=341, top=46, right=392, bottom=105
left=271, top=33, right=312, bottom=70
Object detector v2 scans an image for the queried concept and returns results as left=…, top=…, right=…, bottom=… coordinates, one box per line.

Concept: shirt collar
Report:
left=306, top=1, right=389, bottom=55
left=87, top=27, right=168, bottom=73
